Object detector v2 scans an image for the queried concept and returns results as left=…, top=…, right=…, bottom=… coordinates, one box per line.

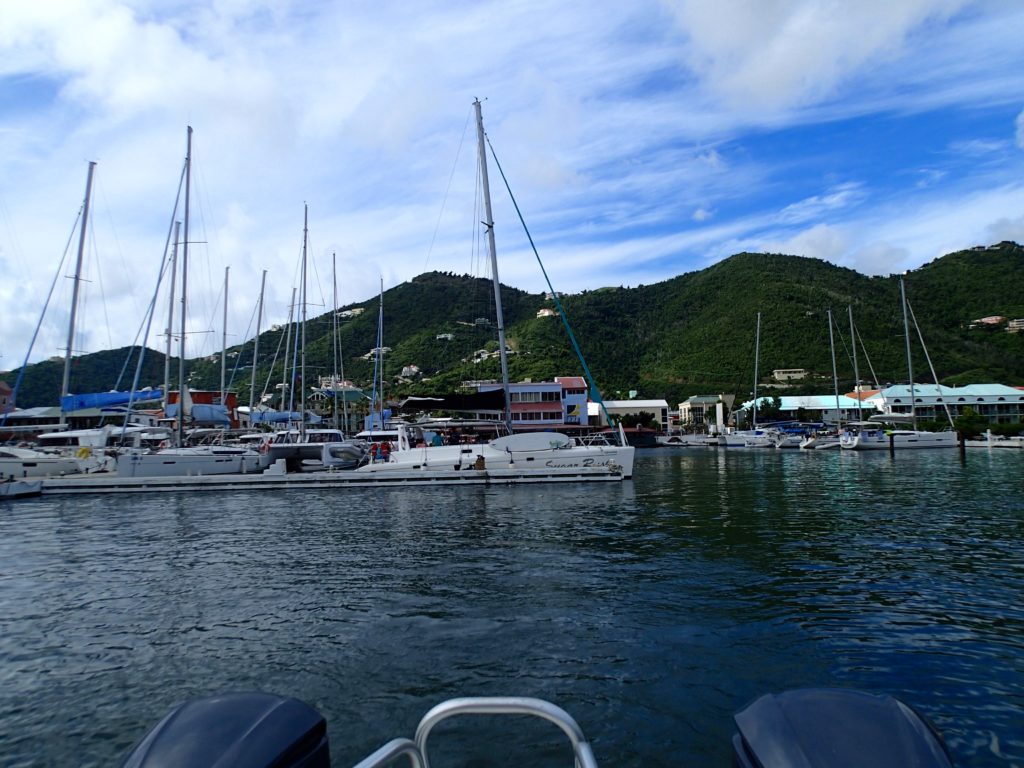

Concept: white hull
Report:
left=721, top=430, right=773, bottom=448
left=965, top=434, right=1024, bottom=449
left=357, top=430, right=634, bottom=478
left=0, top=448, right=83, bottom=479
left=116, top=447, right=268, bottom=477
left=0, top=479, right=43, bottom=499
left=840, top=429, right=958, bottom=450
left=799, top=435, right=841, bottom=450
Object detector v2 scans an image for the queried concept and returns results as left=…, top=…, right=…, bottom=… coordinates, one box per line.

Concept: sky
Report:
left=2, top=0, right=1023, bottom=369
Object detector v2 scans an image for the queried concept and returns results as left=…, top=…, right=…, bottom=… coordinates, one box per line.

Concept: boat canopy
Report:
left=165, top=402, right=231, bottom=425
left=61, top=389, right=163, bottom=412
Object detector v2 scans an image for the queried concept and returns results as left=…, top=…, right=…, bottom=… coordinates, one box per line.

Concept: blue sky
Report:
left=2, top=0, right=1023, bottom=368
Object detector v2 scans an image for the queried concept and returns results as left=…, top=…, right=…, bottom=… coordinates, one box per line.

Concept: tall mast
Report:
left=163, top=221, right=180, bottom=412
left=828, top=308, right=841, bottom=428
left=177, top=126, right=193, bottom=447
left=900, top=276, right=917, bottom=430
left=377, top=276, right=384, bottom=431
left=300, top=204, right=308, bottom=441
left=473, top=98, right=512, bottom=428
left=60, top=160, right=96, bottom=427
left=848, top=305, right=863, bottom=422
left=331, top=252, right=339, bottom=431
left=221, top=266, right=229, bottom=403
left=752, top=311, right=761, bottom=429
left=249, top=269, right=267, bottom=414
left=280, top=287, right=296, bottom=412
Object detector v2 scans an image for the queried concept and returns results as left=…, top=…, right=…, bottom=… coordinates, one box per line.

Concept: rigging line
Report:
left=226, top=298, right=259, bottom=393
left=485, top=136, right=614, bottom=426
left=853, top=322, right=881, bottom=389
left=906, top=298, right=956, bottom=429
left=261, top=315, right=289, bottom=404
left=425, top=107, right=473, bottom=272
left=84, top=213, right=116, bottom=356
left=1, top=210, right=81, bottom=428
left=120, top=161, right=187, bottom=435
left=97, top=178, right=139, bottom=324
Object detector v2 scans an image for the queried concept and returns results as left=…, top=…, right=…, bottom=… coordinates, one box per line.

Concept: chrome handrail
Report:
left=415, top=697, right=598, bottom=768
left=352, top=697, right=598, bottom=768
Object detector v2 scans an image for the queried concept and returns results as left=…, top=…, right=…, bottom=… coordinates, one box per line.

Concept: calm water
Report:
left=1, top=449, right=1022, bottom=767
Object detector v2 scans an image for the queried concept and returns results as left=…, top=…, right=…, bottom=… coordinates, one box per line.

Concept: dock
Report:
left=37, top=464, right=623, bottom=496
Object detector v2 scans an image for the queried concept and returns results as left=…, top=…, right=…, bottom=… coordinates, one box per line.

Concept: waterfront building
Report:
left=866, top=383, right=1024, bottom=424
left=677, top=394, right=735, bottom=432
left=477, top=376, right=589, bottom=430
left=593, top=399, right=670, bottom=431
left=734, top=394, right=879, bottom=424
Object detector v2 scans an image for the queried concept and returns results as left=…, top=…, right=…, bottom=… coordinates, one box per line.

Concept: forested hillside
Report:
left=4, top=243, right=1022, bottom=409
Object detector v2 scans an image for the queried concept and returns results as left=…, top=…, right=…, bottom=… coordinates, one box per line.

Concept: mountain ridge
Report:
left=4, top=242, right=1023, bottom=409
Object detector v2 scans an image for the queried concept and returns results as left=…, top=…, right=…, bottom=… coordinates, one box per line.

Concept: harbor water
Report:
left=1, top=448, right=1022, bottom=766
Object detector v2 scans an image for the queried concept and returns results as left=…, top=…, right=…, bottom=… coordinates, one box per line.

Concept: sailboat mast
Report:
left=848, top=305, right=863, bottom=422
left=331, top=252, right=339, bottom=431
left=828, top=308, right=841, bottom=428
left=900, top=276, right=917, bottom=430
left=377, top=276, right=384, bottom=431
left=177, top=126, right=192, bottom=447
left=300, top=204, right=308, bottom=441
left=221, top=266, right=229, bottom=403
left=60, top=160, right=96, bottom=427
left=250, top=269, right=267, bottom=413
left=281, top=286, right=296, bottom=412
left=752, top=311, right=761, bottom=429
left=163, top=221, right=180, bottom=412
left=473, top=99, right=512, bottom=428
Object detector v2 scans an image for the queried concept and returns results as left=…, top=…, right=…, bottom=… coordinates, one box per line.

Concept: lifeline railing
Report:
left=351, top=697, right=599, bottom=768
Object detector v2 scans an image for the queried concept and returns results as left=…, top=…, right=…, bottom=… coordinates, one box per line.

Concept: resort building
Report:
left=0, top=380, right=13, bottom=413
left=733, top=394, right=879, bottom=425
left=867, top=383, right=1024, bottom=424
left=772, top=368, right=808, bottom=382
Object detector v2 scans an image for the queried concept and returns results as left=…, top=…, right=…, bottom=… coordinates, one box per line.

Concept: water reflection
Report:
left=0, top=449, right=1021, bottom=766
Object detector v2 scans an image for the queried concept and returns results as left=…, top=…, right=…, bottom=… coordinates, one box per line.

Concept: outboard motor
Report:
left=732, top=688, right=953, bottom=768
left=122, top=692, right=329, bottom=768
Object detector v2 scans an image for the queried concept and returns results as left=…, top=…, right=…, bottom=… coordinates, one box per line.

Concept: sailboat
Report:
left=357, top=99, right=634, bottom=477
left=264, top=205, right=367, bottom=471
left=117, top=127, right=267, bottom=477
left=722, top=312, right=773, bottom=448
left=840, top=277, right=957, bottom=450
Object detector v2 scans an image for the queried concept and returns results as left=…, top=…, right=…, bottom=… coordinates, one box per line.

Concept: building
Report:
left=593, top=399, right=670, bottom=431
left=677, top=394, right=735, bottom=432
left=867, top=383, right=1024, bottom=424
left=477, top=376, right=589, bottom=430
left=1008, top=319, right=1024, bottom=334
left=536, top=308, right=557, bottom=318
left=734, top=394, right=879, bottom=425
left=772, top=368, right=808, bottom=382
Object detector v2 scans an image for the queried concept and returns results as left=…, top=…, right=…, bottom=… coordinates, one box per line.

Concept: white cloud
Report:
left=663, top=0, right=968, bottom=111
left=1016, top=108, right=1024, bottom=150
left=776, top=183, right=866, bottom=225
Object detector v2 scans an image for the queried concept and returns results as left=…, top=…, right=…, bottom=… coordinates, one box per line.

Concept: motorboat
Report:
left=720, top=429, right=773, bottom=448
left=265, top=428, right=367, bottom=471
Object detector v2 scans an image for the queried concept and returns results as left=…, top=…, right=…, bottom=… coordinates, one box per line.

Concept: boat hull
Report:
left=116, top=448, right=268, bottom=477
left=840, top=430, right=958, bottom=450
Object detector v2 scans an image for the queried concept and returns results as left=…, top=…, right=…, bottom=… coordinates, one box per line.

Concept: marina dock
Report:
left=37, top=464, right=623, bottom=496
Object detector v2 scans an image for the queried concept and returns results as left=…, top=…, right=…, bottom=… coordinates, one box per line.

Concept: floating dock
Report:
left=37, top=464, right=623, bottom=496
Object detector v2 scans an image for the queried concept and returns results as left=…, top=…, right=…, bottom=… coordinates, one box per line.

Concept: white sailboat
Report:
left=841, top=278, right=957, bottom=450
left=723, top=312, right=773, bottom=448
left=357, top=100, right=634, bottom=477
left=117, top=127, right=266, bottom=477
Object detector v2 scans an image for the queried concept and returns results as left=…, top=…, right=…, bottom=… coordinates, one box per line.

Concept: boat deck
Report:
left=37, top=464, right=623, bottom=496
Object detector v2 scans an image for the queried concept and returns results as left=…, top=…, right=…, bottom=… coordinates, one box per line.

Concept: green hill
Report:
left=4, top=242, right=1023, bottom=409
